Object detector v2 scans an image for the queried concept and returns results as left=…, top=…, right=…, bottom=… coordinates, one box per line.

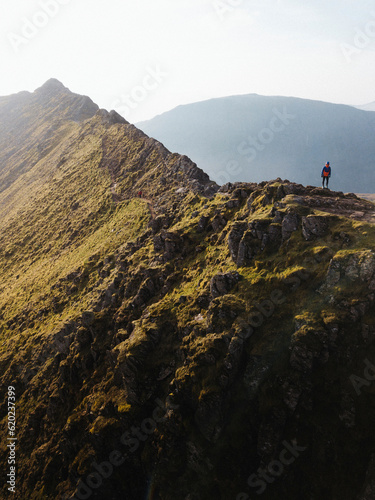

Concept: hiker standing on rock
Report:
left=321, top=162, right=331, bottom=189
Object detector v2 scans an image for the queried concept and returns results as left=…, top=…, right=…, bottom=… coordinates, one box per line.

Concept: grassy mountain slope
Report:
left=0, top=83, right=375, bottom=500
left=137, top=94, right=375, bottom=193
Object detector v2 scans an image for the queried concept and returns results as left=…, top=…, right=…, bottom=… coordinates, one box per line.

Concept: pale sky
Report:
left=1, top=0, right=375, bottom=122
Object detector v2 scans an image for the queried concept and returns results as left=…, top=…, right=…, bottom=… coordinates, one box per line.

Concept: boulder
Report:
left=302, top=215, right=329, bottom=240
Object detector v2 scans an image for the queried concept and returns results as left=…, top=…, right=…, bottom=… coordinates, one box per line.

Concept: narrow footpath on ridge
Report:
left=109, top=177, right=156, bottom=221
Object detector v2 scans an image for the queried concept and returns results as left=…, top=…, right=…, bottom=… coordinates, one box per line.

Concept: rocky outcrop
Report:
left=302, top=215, right=330, bottom=240
left=153, top=230, right=188, bottom=260
left=210, top=271, right=241, bottom=298
left=319, top=250, right=375, bottom=295
left=207, top=295, right=246, bottom=333
left=281, top=210, right=300, bottom=240
left=228, top=218, right=283, bottom=266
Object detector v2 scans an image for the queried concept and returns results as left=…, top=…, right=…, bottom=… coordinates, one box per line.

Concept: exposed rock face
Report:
left=153, top=230, right=190, bottom=261
left=210, top=271, right=241, bottom=298
left=228, top=218, right=283, bottom=266
left=302, top=215, right=330, bottom=240
left=320, top=250, right=375, bottom=295
left=228, top=221, right=248, bottom=263
left=281, top=210, right=300, bottom=240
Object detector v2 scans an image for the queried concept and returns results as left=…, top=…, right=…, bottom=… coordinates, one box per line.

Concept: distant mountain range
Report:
left=137, top=94, right=375, bottom=193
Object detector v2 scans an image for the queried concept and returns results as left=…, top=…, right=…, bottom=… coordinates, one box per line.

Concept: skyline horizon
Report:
left=2, top=76, right=375, bottom=124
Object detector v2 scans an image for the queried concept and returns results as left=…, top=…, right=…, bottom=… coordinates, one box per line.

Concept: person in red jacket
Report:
left=321, top=162, right=331, bottom=189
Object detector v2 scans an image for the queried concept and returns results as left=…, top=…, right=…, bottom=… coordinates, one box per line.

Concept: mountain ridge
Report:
left=0, top=82, right=375, bottom=499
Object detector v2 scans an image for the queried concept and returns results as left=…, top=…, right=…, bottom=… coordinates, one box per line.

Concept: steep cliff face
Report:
left=0, top=82, right=375, bottom=500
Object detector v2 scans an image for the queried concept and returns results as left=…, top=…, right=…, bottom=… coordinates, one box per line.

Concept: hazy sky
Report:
left=1, top=0, right=375, bottom=122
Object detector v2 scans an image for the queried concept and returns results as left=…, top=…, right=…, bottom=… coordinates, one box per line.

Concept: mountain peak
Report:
left=30, top=78, right=99, bottom=122
left=34, top=78, right=68, bottom=95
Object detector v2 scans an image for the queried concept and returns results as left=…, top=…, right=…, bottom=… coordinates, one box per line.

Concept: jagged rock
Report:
left=282, top=210, right=300, bottom=240
left=236, top=230, right=261, bottom=267
left=302, top=215, right=329, bottom=240
left=227, top=222, right=247, bottom=262
left=225, top=197, right=241, bottom=209
left=153, top=230, right=185, bottom=260
left=195, top=293, right=211, bottom=309
left=272, top=210, right=284, bottom=223
left=98, top=108, right=129, bottom=125
left=132, top=278, right=157, bottom=308
left=197, top=215, right=210, bottom=233
left=228, top=217, right=284, bottom=266
left=211, top=213, right=227, bottom=232
left=232, top=188, right=249, bottom=199
left=250, top=219, right=271, bottom=240
left=283, top=182, right=307, bottom=195
left=150, top=215, right=172, bottom=234
left=210, top=271, right=241, bottom=298
left=266, top=223, right=282, bottom=248
left=320, top=250, right=375, bottom=294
